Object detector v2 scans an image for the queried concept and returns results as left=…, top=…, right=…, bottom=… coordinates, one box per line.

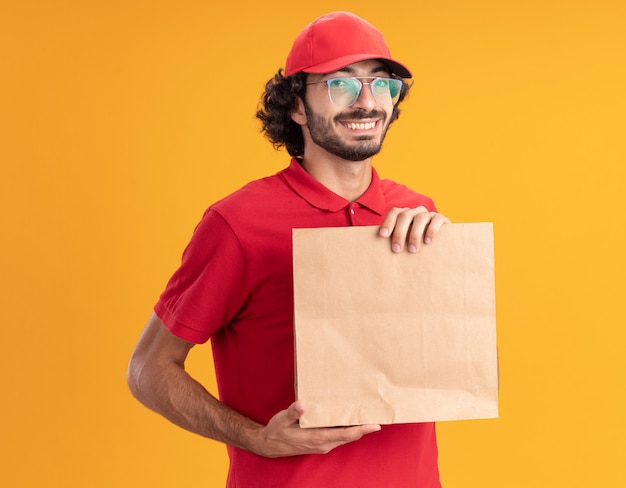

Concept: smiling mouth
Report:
left=342, top=121, right=377, bottom=130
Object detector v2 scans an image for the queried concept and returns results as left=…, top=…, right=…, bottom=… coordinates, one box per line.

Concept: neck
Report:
left=300, top=151, right=373, bottom=202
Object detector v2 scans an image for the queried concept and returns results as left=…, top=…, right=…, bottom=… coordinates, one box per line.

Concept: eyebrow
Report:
left=330, top=64, right=391, bottom=77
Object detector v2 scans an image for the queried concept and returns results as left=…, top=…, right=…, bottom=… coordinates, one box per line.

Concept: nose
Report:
left=351, top=81, right=378, bottom=110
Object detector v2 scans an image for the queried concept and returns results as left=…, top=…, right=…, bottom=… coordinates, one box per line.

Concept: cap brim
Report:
left=301, top=53, right=412, bottom=78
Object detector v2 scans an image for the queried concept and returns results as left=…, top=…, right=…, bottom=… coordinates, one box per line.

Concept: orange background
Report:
left=1, top=1, right=625, bottom=486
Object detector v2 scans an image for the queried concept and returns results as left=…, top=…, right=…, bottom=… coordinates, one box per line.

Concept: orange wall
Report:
left=1, top=1, right=625, bottom=486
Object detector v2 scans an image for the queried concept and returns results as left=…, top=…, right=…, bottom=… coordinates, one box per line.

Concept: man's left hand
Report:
left=378, top=206, right=450, bottom=253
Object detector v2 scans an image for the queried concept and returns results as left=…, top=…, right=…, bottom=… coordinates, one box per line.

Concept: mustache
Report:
left=334, top=109, right=387, bottom=122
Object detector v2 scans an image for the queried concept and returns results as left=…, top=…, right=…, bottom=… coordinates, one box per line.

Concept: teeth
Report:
left=344, top=122, right=376, bottom=130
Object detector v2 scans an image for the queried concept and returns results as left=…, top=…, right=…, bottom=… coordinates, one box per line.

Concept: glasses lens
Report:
left=327, top=78, right=362, bottom=107
left=326, top=78, right=403, bottom=107
left=371, top=78, right=403, bottom=106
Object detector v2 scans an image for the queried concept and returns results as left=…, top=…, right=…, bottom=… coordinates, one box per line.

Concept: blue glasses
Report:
left=306, top=77, right=404, bottom=107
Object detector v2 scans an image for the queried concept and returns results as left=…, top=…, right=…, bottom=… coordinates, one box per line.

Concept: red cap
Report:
left=285, top=12, right=412, bottom=78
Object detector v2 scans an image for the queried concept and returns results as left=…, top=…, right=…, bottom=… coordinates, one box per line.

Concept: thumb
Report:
left=285, top=400, right=305, bottom=424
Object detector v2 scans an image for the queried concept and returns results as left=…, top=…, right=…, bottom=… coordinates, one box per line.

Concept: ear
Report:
left=290, top=96, right=307, bottom=126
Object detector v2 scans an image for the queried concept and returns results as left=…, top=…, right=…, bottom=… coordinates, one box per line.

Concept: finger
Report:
left=388, top=206, right=428, bottom=253
left=378, top=207, right=407, bottom=237
left=343, top=424, right=381, bottom=438
left=390, top=211, right=415, bottom=253
left=269, top=401, right=304, bottom=432
left=424, top=214, right=450, bottom=244
left=285, top=400, right=305, bottom=424
left=407, top=212, right=435, bottom=253
left=310, top=424, right=382, bottom=453
left=407, top=212, right=452, bottom=252
left=389, top=207, right=429, bottom=252
left=422, top=214, right=450, bottom=245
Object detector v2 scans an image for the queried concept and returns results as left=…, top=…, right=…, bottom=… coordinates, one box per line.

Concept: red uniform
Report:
left=156, top=159, right=441, bottom=487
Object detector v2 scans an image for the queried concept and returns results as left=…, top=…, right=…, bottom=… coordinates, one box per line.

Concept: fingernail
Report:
left=392, top=243, right=401, bottom=253
left=408, top=244, right=417, bottom=253
left=424, top=237, right=432, bottom=244
left=379, top=228, right=389, bottom=237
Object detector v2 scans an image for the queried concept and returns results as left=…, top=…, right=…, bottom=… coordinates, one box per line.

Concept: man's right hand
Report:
left=128, top=315, right=379, bottom=459
left=251, top=401, right=381, bottom=458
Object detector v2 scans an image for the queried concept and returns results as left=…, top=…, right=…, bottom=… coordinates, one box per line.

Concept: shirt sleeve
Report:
left=154, top=208, right=250, bottom=344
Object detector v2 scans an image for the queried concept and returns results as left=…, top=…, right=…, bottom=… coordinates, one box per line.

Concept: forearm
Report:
left=133, top=362, right=263, bottom=448
left=127, top=316, right=266, bottom=454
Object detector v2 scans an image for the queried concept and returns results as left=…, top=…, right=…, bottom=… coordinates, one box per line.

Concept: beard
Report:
left=303, top=101, right=390, bottom=161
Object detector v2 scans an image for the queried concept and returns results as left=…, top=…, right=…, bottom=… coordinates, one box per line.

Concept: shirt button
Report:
left=350, top=208, right=355, bottom=215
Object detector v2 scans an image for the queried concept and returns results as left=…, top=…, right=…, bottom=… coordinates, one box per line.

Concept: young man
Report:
left=128, top=11, right=448, bottom=487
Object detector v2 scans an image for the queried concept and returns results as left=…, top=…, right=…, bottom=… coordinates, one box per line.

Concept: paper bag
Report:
left=292, top=223, right=498, bottom=428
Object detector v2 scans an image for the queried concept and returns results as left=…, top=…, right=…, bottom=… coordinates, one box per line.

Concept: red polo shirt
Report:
left=155, top=158, right=441, bottom=487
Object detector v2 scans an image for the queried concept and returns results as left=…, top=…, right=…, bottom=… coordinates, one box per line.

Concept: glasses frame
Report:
left=306, top=76, right=404, bottom=107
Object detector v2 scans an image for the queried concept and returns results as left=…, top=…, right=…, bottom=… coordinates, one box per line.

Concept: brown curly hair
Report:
left=256, top=69, right=411, bottom=158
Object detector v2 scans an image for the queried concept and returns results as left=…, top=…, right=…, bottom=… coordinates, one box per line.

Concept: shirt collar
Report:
left=281, top=158, right=386, bottom=215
